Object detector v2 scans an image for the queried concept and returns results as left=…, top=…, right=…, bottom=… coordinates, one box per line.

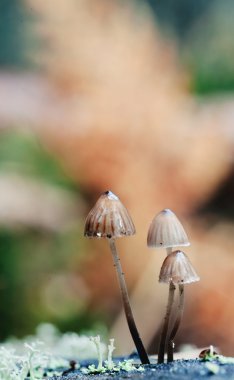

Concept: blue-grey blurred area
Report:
left=0, top=0, right=234, bottom=357
left=0, top=0, right=32, bottom=68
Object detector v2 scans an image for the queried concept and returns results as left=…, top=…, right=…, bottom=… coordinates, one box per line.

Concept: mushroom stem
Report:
left=158, top=280, right=176, bottom=364
left=108, top=238, right=150, bottom=364
left=167, top=284, right=185, bottom=362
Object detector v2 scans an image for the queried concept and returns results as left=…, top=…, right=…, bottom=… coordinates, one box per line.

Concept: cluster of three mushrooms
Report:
left=84, top=191, right=199, bottom=365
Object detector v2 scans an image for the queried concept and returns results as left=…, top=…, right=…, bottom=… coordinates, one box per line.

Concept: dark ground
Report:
left=50, top=358, right=234, bottom=380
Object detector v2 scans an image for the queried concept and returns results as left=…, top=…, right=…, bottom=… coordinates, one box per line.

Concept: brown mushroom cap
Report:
left=159, top=250, right=200, bottom=285
left=84, top=191, right=136, bottom=238
left=147, top=208, right=190, bottom=249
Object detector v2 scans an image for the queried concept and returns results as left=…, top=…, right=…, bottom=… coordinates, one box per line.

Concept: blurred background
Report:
left=0, top=0, right=234, bottom=356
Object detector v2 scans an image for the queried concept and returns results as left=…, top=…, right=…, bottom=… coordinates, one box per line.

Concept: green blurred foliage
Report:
left=0, top=227, right=103, bottom=340
left=0, top=131, right=77, bottom=190
left=183, top=0, right=234, bottom=94
left=0, top=131, right=103, bottom=340
left=147, top=0, right=234, bottom=94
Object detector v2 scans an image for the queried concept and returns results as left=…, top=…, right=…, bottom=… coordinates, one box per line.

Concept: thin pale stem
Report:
left=108, top=238, right=150, bottom=364
left=167, top=284, right=185, bottom=362
left=158, top=281, right=176, bottom=364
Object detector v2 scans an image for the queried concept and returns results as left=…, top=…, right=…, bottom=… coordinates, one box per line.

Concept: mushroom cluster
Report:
left=147, top=209, right=200, bottom=363
left=84, top=192, right=199, bottom=365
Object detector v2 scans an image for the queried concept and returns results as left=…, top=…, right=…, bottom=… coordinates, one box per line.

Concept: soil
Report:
left=50, top=356, right=234, bottom=380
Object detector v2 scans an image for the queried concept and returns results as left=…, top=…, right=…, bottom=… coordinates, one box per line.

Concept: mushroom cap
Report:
left=147, top=208, right=190, bottom=248
left=159, top=250, right=200, bottom=285
left=84, top=191, right=136, bottom=238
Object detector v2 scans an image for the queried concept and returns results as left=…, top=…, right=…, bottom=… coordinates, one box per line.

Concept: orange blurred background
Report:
left=0, top=0, right=234, bottom=356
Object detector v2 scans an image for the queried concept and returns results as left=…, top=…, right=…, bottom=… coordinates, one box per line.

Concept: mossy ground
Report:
left=50, top=357, right=234, bottom=380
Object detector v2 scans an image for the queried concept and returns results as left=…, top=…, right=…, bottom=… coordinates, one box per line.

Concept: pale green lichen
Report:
left=205, top=362, right=220, bottom=375
left=0, top=347, right=28, bottom=380
left=217, top=355, right=234, bottom=365
left=118, top=359, right=145, bottom=372
left=4, top=323, right=106, bottom=361
left=89, top=336, right=104, bottom=371
left=81, top=359, right=144, bottom=375
left=0, top=338, right=70, bottom=380
left=0, top=325, right=145, bottom=379
left=106, top=338, right=115, bottom=370
left=81, top=336, right=144, bottom=374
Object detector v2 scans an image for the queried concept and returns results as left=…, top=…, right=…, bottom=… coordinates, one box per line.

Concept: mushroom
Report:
left=147, top=208, right=190, bottom=364
left=84, top=191, right=150, bottom=364
left=147, top=208, right=190, bottom=252
left=159, top=250, right=200, bottom=362
left=199, top=345, right=219, bottom=360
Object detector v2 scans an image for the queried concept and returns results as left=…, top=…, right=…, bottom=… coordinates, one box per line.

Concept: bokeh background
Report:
left=0, top=0, right=234, bottom=356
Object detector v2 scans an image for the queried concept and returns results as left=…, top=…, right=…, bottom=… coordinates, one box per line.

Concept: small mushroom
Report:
left=84, top=191, right=150, bottom=364
left=147, top=208, right=190, bottom=251
left=84, top=191, right=135, bottom=239
left=199, top=345, right=219, bottom=360
left=147, top=208, right=190, bottom=364
left=159, top=250, right=200, bottom=285
left=159, top=250, right=200, bottom=362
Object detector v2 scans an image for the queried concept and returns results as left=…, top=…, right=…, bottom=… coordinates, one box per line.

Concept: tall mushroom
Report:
left=159, top=250, right=200, bottom=362
left=84, top=191, right=150, bottom=364
left=147, top=208, right=190, bottom=364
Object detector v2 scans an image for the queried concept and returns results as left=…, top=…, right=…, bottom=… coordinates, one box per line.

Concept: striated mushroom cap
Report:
left=147, top=208, right=190, bottom=249
left=159, top=250, right=200, bottom=285
left=84, top=191, right=136, bottom=239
